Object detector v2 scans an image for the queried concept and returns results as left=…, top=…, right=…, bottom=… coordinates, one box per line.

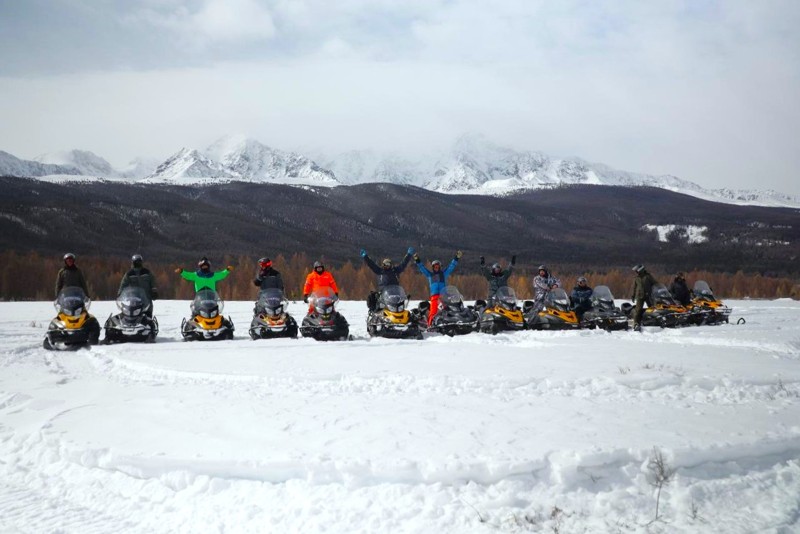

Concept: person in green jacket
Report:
left=174, top=257, right=234, bottom=292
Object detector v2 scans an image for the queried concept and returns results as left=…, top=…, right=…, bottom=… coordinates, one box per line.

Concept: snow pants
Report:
left=428, top=294, right=440, bottom=326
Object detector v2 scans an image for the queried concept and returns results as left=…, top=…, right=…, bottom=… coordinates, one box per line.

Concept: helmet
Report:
left=538, top=265, right=547, bottom=272
left=258, top=257, right=272, bottom=268
left=632, top=264, right=645, bottom=273
left=381, top=258, right=393, bottom=268
left=313, top=261, right=324, bottom=270
left=198, top=257, right=210, bottom=268
left=431, top=260, right=441, bottom=269
left=577, top=276, right=587, bottom=284
left=131, top=254, right=143, bottom=267
left=63, top=252, right=76, bottom=262
left=491, top=263, right=501, bottom=273
left=676, top=271, right=685, bottom=279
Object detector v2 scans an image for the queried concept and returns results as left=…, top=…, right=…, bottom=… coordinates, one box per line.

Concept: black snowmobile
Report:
left=686, top=280, right=731, bottom=325
left=621, top=283, right=691, bottom=328
left=524, top=288, right=580, bottom=330
left=249, top=288, right=298, bottom=339
left=103, top=286, right=159, bottom=343
left=367, top=285, right=423, bottom=339
left=43, top=287, right=101, bottom=350
left=426, top=285, right=479, bottom=336
left=579, top=285, right=629, bottom=331
left=476, top=286, right=526, bottom=334
left=300, top=287, right=350, bottom=341
left=180, top=289, right=235, bottom=341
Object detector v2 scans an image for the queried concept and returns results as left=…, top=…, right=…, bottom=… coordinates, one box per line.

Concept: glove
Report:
left=360, top=249, right=367, bottom=258
left=407, top=247, right=415, bottom=255
left=480, top=256, right=485, bottom=266
left=174, top=268, right=182, bottom=274
left=413, top=253, right=420, bottom=263
left=511, top=255, right=516, bottom=265
left=303, top=294, right=309, bottom=303
left=455, top=250, right=463, bottom=259
left=227, top=265, right=234, bottom=271
left=253, top=279, right=261, bottom=286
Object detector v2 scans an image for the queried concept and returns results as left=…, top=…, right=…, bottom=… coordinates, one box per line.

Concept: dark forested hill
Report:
left=1, top=176, right=798, bottom=276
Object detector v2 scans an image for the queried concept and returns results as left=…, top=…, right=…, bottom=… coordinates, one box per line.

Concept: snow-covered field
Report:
left=1, top=298, right=799, bottom=533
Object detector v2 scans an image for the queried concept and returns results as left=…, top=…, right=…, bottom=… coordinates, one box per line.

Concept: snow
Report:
left=642, top=224, right=709, bottom=244
left=1, top=298, right=799, bottom=532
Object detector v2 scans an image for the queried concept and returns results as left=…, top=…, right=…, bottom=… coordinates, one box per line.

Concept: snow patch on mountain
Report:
left=33, top=150, right=118, bottom=177
left=642, top=224, right=709, bottom=244
left=0, top=150, right=77, bottom=177
left=141, top=148, right=237, bottom=183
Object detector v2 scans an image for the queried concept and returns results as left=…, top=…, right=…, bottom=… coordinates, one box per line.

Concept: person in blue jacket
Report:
left=414, top=250, right=462, bottom=326
left=570, top=276, right=594, bottom=319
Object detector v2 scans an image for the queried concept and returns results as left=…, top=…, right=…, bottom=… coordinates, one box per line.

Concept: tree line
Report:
left=0, top=250, right=797, bottom=302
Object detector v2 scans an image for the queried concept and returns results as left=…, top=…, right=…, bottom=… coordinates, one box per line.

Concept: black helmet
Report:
left=491, top=263, right=501, bottom=273
left=313, top=261, right=324, bottom=270
left=131, top=254, right=143, bottom=267
left=63, top=252, right=76, bottom=262
left=198, top=257, right=210, bottom=268
left=577, top=276, right=587, bottom=284
left=632, top=264, right=645, bottom=273
left=538, top=265, right=547, bottom=272
left=381, top=258, right=393, bottom=268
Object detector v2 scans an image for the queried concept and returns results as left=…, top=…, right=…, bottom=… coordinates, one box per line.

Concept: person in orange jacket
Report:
left=302, top=261, right=339, bottom=313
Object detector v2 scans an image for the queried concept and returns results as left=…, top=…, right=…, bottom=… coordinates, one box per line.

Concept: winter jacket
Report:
left=254, top=267, right=284, bottom=291
left=416, top=258, right=458, bottom=296
left=669, top=278, right=691, bottom=306
left=480, top=264, right=514, bottom=299
left=179, top=268, right=230, bottom=292
left=570, top=285, right=594, bottom=314
left=119, top=267, right=158, bottom=300
left=631, top=270, right=657, bottom=304
left=55, top=265, right=89, bottom=298
left=303, top=270, right=339, bottom=296
left=533, top=271, right=561, bottom=307
left=364, top=254, right=412, bottom=291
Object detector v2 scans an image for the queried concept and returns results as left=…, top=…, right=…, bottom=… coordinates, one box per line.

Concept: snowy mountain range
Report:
left=1, top=135, right=798, bottom=208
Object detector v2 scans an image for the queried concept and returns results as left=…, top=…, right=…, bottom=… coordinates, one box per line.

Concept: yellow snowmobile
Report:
left=687, top=280, right=731, bottom=325
left=367, top=285, right=422, bottom=339
left=525, top=288, right=580, bottom=330
left=477, top=286, right=526, bottom=334
left=181, top=289, right=235, bottom=341
left=44, top=287, right=101, bottom=350
left=622, top=283, right=691, bottom=328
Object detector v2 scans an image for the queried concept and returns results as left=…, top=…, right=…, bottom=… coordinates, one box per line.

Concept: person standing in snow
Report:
left=480, top=255, right=515, bottom=304
left=631, top=264, right=658, bottom=331
left=361, top=247, right=414, bottom=310
left=570, top=276, right=593, bottom=320
left=532, top=265, right=561, bottom=312
left=414, top=250, right=462, bottom=326
left=175, top=257, right=233, bottom=293
left=302, top=261, right=339, bottom=313
left=55, top=252, right=90, bottom=298
left=253, top=257, right=284, bottom=291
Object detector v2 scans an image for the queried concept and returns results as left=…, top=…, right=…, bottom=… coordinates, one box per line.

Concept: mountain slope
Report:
left=33, top=150, right=118, bottom=177
left=0, top=150, right=78, bottom=177
left=141, top=148, right=238, bottom=183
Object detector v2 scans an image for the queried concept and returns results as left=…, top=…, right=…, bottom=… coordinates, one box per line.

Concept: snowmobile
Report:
left=249, top=288, right=298, bottom=339
left=103, top=286, right=159, bottom=343
left=524, top=288, right=580, bottom=330
left=300, top=287, right=350, bottom=341
left=686, top=280, right=731, bottom=325
left=427, top=285, right=479, bottom=336
left=476, top=286, right=526, bottom=334
left=579, top=285, right=629, bottom=331
left=621, top=283, right=691, bottom=328
left=43, top=287, right=101, bottom=350
left=180, top=289, right=234, bottom=341
left=366, top=285, right=423, bottom=339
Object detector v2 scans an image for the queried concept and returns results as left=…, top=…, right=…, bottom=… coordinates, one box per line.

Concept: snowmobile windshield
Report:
left=495, top=286, right=517, bottom=310
left=257, top=288, right=286, bottom=315
left=381, top=285, right=408, bottom=313
left=310, top=287, right=338, bottom=315
left=592, top=286, right=615, bottom=307
left=693, top=280, right=715, bottom=300
left=440, top=285, right=464, bottom=306
left=650, top=284, right=678, bottom=306
left=117, top=286, right=151, bottom=316
left=193, top=289, right=223, bottom=318
left=545, top=288, right=571, bottom=311
left=55, top=287, right=89, bottom=316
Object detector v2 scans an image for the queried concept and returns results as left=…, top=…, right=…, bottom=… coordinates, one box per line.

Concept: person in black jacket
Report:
left=570, top=276, right=593, bottom=319
left=118, top=254, right=158, bottom=316
left=361, top=247, right=414, bottom=310
left=480, top=255, right=516, bottom=304
left=55, top=252, right=90, bottom=298
left=253, top=257, right=284, bottom=291
left=669, top=272, right=691, bottom=306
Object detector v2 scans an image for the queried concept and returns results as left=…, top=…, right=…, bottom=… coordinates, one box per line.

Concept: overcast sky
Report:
left=1, top=0, right=798, bottom=194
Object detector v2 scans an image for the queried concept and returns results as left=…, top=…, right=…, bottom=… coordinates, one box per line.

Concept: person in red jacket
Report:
left=302, top=261, right=339, bottom=313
